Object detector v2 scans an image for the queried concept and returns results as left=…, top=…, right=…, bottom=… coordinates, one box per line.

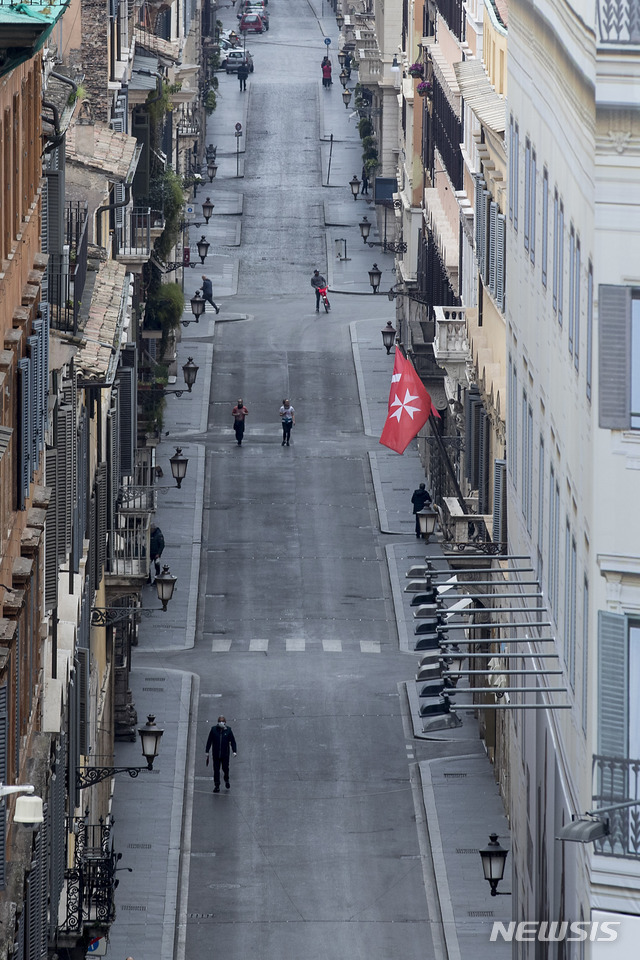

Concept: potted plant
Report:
left=417, top=80, right=433, bottom=98
left=408, top=62, right=424, bottom=78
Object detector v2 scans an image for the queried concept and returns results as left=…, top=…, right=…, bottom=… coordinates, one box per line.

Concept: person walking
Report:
left=411, top=482, right=432, bottom=537
left=232, top=399, right=248, bottom=445
left=206, top=716, right=237, bottom=792
left=279, top=399, right=295, bottom=446
left=311, top=269, right=327, bottom=312
left=361, top=165, right=370, bottom=195
left=237, top=60, right=249, bottom=91
left=148, top=524, right=165, bottom=583
left=321, top=56, right=332, bottom=88
left=201, top=275, right=220, bottom=314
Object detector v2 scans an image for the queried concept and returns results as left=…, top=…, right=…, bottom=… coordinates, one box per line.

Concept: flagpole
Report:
left=427, top=412, right=469, bottom=511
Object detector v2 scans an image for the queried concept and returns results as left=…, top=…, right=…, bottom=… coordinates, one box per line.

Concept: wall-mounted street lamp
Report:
left=556, top=799, right=640, bottom=843
left=182, top=290, right=206, bottom=328
left=336, top=13, right=345, bottom=29
left=381, top=321, right=397, bottom=354
left=0, top=782, right=44, bottom=826
left=196, top=236, right=210, bottom=264
left=201, top=197, right=215, bottom=223
left=417, top=504, right=438, bottom=541
left=368, top=262, right=382, bottom=293
left=76, top=715, right=164, bottom=789
left=140, top=357, right=200, bottom=397
left=349, top=174, right=361, bottom=200
left=339, top=68, right=349, bottom=88
left=359, top=216, right=372, bottom=242
left=207, top=160, right=218, bottom=182
left=155, top=565, right=177, bottom=611
left=342, top=88, right=352, bottom=109
left=338, top=49, right=347, bottom=67
left=479, top=834, right=510, bottom=896
left=169, top=447, right=189, bottom=489
left=387, top=284, right=431, bottom=305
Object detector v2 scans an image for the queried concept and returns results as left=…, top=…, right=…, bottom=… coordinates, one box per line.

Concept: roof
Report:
left=66, top=121, right=140, bottom=182
left=133, top=25, right=182, bottom=64
left=75, top=261, right=131, bottom=385
left=130, top=52, right=160, bottom=92
left=453, top=59, right=506, bottom=135
left=0, top=0, right=69, bottom=78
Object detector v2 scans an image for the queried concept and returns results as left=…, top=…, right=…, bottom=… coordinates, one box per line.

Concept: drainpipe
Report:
left=42, top=72, right=79, bottom=155
left=96, top=182, right=132, bottom=249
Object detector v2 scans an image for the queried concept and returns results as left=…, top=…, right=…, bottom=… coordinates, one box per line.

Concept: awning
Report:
left=453, top=60, right=506, bottom=135
left=75, top=262, right=131, bottom=385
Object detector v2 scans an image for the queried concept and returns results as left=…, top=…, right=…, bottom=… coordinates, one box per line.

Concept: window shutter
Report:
left=44, top=448, right=58, bottom=610
left=0, top=685, right=7, bottom=889
left=489, top=201, right=498, bottom=294
left=496, top=214, right=506, bottom=312
left=13, top=624, right=20, bottom=778
left=107, top=388, right=121, bottom=529
left=598, top=285, right=631, bottom=429
left=117, top=367, right=136, bottom=476
left=470, top=396, right=483, bottom=490
left=482, top=190, right=491, bottom=284
left=55, top=407, right=73, bottom=559
left=17, top=358, right=31, bottom=508
left=478, top=410, right=490, bottom=512
left=27, top=335, right=40, bottom=473
left=77, top=648, right=89, bottom=756
left=89, top=493, right=97, bottom=595
left=492, top=459, right=507, bottom=545
left=597, top=611, right=628, bottom=798
left=96, top=462, right=108, bottom=583
left=48, top=735, right=67, bottom=940
left=111, top=117, right=126, bottom=230
left=67, top=670, right=79, bottom=808
left=474, top=175, right=486, bottom=268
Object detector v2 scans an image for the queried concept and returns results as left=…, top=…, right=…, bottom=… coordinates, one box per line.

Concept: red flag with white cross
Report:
left=379, top=349, right=440, bottom=454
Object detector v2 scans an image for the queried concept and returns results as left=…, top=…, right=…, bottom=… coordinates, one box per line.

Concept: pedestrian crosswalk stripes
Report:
left=210, top=637, right=382, bottom=654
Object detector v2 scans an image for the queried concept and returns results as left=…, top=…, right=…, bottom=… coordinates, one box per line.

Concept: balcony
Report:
left=48, top=201, right=89, bottom=335
left=117, top=206, right=152, bottom=266
left=592, top=755, right=640, bottom=859
left=598, top=0, right=640, bottom=44
left=106, top=513, right=151, bottom=582
left=436, top=499, right=503, bottom=559
left=58, top=815, right=117, bottom=942
left=432, top=306, right=471, bottom=395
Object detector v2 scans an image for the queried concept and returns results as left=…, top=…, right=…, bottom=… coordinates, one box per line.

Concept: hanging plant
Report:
left=408, top=62, right=424, bottom=78
left=417, top=80, right=433, bottom=98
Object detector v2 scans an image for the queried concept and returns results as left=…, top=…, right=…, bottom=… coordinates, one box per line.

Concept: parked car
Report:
left=239, top=13, right=265, bottom=33
left=225, top=50, right=255, bottom=74
left=242, top=4, right=269, bottom=28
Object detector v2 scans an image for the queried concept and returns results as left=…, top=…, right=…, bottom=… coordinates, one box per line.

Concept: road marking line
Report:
left=211, top=638, right=232, bottom=652
left=249, top=638, right=269, bottom=651
left=322, top=639, right=342, bottom=652
left=360, top=640, right=381, bottom=653
left=286, top=638, right=306, bottom=652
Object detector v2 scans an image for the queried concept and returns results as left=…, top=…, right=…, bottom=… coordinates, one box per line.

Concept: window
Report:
left=541, top=168, right=548, bottom=287
left=586, top=261, right=593, bottom=400
left=574, top=236, right=581, bottom=371
left=564, top=524, right=577, bottom=688
left=537, top=438, right=545, bottom=581
left=582, top=577, right=589, bottom=733
left=509, top=116, right=515, bottom=223
left=524, top=138, right=531, bottom=251
left=552, top=189, right=559, bottom=312
left=508, top=357, right=518, bottom=488
left=548, top=467, right=560, bottom=619
left=530, top=149, right=536, bottom=265
left=514, top=122, right=519, bottom=232
left=598, top=286, right=640, bottom=429
left=522, top=395, right=533, bottom=533
left=568, top=225, right=575, bottom=355
left=558, top=201, right=564, bottom=326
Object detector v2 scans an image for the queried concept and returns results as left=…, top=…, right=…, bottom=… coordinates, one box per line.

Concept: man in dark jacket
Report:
left=411, top=482, right=432, bottom=538
left=237, top=60, right=249, bottom=91
left=148, top=524, right=165, bottom=582
left=201, top=275, right=220, bottom=314
left=206, top=716, right=237, bottom=792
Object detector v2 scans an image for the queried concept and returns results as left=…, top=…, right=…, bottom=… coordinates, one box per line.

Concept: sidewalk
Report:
left=107, top=25, right=510, bottom=960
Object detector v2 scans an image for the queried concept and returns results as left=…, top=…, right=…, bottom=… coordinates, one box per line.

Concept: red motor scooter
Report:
left=317, top=285, right=330, bottom=313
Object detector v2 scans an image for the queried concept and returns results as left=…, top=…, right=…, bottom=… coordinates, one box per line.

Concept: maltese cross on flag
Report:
left=379, top=348, right=440, bottom=454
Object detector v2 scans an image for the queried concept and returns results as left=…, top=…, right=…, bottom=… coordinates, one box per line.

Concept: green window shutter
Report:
left=598, top=285, right=631, bottom=429
left=597, top=611, right=628, bottom=759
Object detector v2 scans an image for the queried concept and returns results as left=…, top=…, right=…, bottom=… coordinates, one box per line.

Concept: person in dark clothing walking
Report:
left=237, top=61, right=249, bottom=91
left=411, top=482, right=432, bottom=537
left=232, top=399, right=248, bottom=445
left=201, top=275, right=220, bottom=314
left=148, top=524, right=165, bottom=583
left=206, top=716, right=237, bottom=791
left=361, top=165, right=370, bottom=195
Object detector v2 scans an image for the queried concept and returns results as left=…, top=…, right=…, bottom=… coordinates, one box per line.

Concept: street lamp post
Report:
left=339, top=68, right=348, bottom=88
left=342, top=88, right=352, bottom=109
left=207, top=160, right=218, bottom=182
left=479, top=834, right=510, bottom=896
left=184, top=289, right=206, bottom=328
left=349, top=174, right=361, bottom=200
left=155, top=565, right=177, bottom=611
left=196, top=236, right=210, bottom=263
left=417, top=504, right=438, bottom=541
left=201, top=197, right=215, bottom=223
left=359, top=216, right=372, bottom=242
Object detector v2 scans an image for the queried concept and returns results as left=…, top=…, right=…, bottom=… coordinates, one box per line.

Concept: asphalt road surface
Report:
left=165, top=5, right=437, bottom=959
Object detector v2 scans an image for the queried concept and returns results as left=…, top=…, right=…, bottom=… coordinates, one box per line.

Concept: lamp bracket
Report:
left=76, top=765, right=152, bottom=790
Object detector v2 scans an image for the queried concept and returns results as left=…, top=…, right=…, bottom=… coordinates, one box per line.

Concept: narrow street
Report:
left=110, top=4, right=438, bottom=959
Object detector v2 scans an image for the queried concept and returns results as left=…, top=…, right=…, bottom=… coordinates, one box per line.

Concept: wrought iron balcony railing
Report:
left=48, top=200, right=89, bottom=334
left=60, top=814, right=117, bottom=937
left=117, top=206, right=152, bottom=260
left=592, top=754, right=640, bottom=859
left=598, top=0, right=640, bottom=44
left=106, top=514, right=152, bottom=579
